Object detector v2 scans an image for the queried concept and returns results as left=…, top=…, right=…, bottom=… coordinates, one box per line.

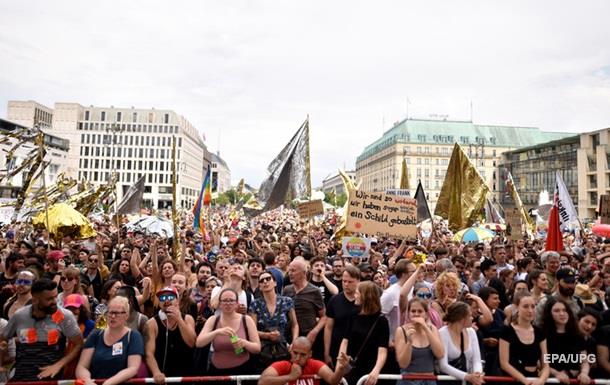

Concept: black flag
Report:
left=414, top=180, right=431, bottom=222
left=117, top=176, right=146, bottom=215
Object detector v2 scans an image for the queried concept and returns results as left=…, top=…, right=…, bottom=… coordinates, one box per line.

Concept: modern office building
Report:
left=211, top=152, right=231, bottom=193
left=0, top=118, right=69, bottom=199
left=321, top=171, right=355, bottom=195
left=356, top=118, right=574, bottom=210
left=7, top=100, right=53, bottom=129
left=577, top=127, right=610, bottom=221
left=499, top=135, right=580, bottom=210
left=6, top=101, right=210, bottom=209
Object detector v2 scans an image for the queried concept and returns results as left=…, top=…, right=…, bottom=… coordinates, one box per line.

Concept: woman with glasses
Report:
left=249, top=271, right=298, bottom=372
left=76, top=296, right=144, bottom=385
left=196, top=288, right=261, bottom=381
left=395, top=297, right=444, bottom=385
left=58, top=267, right=89, bottom=311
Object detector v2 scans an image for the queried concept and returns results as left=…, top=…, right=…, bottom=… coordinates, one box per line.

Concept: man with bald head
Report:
left=283, top=259, right=326, bottom=360
left=258, top=337, right=349, bottom=385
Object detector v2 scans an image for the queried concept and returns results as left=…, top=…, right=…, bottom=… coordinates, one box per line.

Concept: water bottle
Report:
left=230, top=334, right=244, bottom=355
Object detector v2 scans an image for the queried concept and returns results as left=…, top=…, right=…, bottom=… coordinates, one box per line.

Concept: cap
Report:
left=64, top=294, right=84, bottom=309
left=556, top=268, right=576, bottom=283
left=47, top=250, right=65, bottom=261
left=575, top=284, right=598, bottom=305
left=156, top=286, right=178, bottom=298
left=359, top=263, right=374, bottom=272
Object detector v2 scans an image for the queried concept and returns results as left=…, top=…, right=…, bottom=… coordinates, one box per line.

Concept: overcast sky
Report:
left=1, top=1, right=609, bottom=188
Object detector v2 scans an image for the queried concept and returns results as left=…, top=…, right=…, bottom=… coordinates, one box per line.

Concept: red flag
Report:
left=545, top=198, right=564, bottom=252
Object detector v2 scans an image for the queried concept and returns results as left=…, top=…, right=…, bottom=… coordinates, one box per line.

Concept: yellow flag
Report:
left=333, top=169, right=360, bottom=238
left=506, top=172, right=535, bottom=231
left=400, top=158, right=410, bottom=190
left=435, top=143, right=489, bottom=231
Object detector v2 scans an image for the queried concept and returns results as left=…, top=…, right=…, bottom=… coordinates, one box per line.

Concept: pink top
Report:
left=211, top=315, right=250, bottom=369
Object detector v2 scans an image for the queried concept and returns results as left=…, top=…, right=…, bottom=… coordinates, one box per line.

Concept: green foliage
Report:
left=215, top=189, right=252, bottom=206
left=324, top=191, right=347, bottom=207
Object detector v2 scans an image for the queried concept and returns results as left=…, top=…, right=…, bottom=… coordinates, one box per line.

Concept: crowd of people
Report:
left=0, top=208, right=609, bottom=385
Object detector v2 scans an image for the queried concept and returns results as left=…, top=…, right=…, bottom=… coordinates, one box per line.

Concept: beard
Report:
left=41, top=303, right=58, bottom=314
left=198, top=279, right=207, bottom=287
left=558, top=285, right=575, bottom=297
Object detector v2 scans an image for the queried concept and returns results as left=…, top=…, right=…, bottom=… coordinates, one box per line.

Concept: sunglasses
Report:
left=16, top=278, right=33, bottom=286
left=89, top=258, right=98, bottom=263
left=60, top=276, right=75, bottom=282
left=259, top=276, right=273, bottom=283
left=417, top=292, right=433, bottom=299
left=158, top=294, right=177, bottom=302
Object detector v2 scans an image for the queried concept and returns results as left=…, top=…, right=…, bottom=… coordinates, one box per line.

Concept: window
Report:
left=85, top=111, right=90, bottom=121
left=417, top=147, right=422, bottom=154
left=116, top=112, right=122, bottom=122
left=424, top=147, right=430, bottom=154
left=148, top=112, right=154, bottom=123
left=425, top=169, right=429, bottom=177
left=417, top=158, right=422, bottom=165
left=132, top=112, right=137, bottom=123
left=417, top=169, right=422, bottom=177
left=424, top=158, right=430, bottom=165
left=164, top=113, right=169, bottom=124
left=101, top=111, right=106, bottom=121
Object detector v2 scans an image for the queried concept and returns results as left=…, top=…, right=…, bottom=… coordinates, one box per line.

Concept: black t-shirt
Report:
left=309, top=279, right=333, bottom=305
left=499, top=324, right=545, bottom=376
left=326, top=273, right=343, bottom=293
left=345, top=313, right=389, bottom=372
left=0, top=272, right=17, bottom=311
left=326, top=292, right=358, bottom=360
left=546, top=330, right=586, bottom=372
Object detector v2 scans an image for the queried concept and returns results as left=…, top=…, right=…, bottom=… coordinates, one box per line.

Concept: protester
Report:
left=438, top=301, right=484, bottom=385
left=1, top=278, right=83, bottom=381
left=258, top=336, right=350, bottom=385
left=499, top=292, right=550, bottom=384
left=339, top=281, right=389, bottom=385
left=196, top=288, right=261, bottom=379
left=2, top=269, right=35, bottom=319
left=76, top=296, right=144, bottom=385
left=395, top=298, right=444, bottom=385
left=145, top=286, right=196, bottom=382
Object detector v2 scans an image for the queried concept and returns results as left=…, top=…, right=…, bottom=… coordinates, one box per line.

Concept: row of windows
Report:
left=84, top=111, right=170, bottom=124
left=79, top=146, right=179, bottom=159
left=403, top=146, right=498, bottom=157
left=78, top=122, right=178, bottom=134
left=78, top=170, right=176, bottom=185
left=80, top=133, right=181, bottom=148
left=79, top=157, right=178, bottom=173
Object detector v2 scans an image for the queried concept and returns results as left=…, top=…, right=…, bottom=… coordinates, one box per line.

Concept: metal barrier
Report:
left=3, top=375, right=349, bottom=385
left=355, top=374, right=610, bottom=385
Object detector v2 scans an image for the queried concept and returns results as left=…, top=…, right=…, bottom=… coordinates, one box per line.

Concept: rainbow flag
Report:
left=193, top=166, right=212, bottom=236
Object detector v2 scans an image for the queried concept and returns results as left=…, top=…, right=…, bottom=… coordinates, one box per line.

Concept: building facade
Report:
left=356, top=118, right=574, bottom=211
left=321, top=171, right=355, bottom=195
left=7, top=100, right=53, bottom=129
left=7, top=101, right=210, bottom=210
left=577, top=128, right=610, bottom=221
left=211, top=152, right=231, bottom=194
left=0, top=118, right=69, bottom=199
left=499, top=135, right=580, bottom=210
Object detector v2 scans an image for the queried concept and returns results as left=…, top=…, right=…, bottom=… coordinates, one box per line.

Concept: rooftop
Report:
left=211, top=152, right=230, bottom=171
left=357, top=118, right=575, bottom=162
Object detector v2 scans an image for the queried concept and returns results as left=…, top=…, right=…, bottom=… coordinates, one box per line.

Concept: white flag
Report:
left=555, top=171, right=579, bottom=229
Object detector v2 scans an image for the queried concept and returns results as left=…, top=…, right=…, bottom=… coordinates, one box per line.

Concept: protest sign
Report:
left=346, top=190, right=417, bottom=238
left=297, top=199, right=324, bottom=218
left=505, top=207, right=523, bottom=240
left=341, top=236, right=371, bottom=259
left=600, top=195, right=610, bottom=224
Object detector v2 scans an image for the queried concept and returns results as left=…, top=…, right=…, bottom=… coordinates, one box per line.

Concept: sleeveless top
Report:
left=400, top=326, right=435, bottom=373
left=211, top=315, right=250, bottom=369
left=154, top=315, right=194, bottom=375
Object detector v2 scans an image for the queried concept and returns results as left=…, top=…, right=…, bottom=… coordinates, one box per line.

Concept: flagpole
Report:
left=37, top=131, right=51, bottom=252
left=171, top=135, right=179, bottom=261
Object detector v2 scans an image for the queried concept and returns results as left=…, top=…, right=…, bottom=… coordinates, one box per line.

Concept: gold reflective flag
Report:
left=400, top=158, right=410, bottom=190
left=333, top=169, right=361, bottom=239
left=506, top=172, right=535, bottom=230
left=435, top=143, right=489, bottom=231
